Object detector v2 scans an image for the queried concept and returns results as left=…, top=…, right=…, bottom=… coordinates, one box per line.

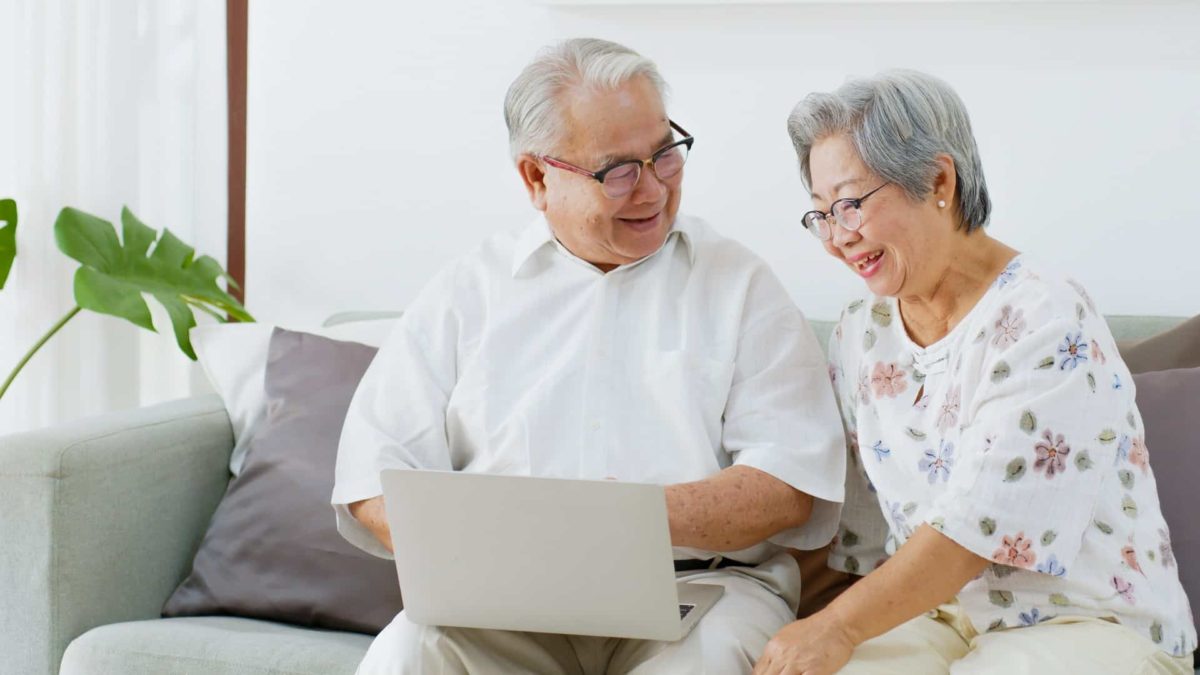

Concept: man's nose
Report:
left=631, top=162, right=667, bottom=202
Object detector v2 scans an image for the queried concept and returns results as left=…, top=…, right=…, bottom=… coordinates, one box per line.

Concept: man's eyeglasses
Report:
left=541, top=120, right=693, bottom=199
left=801, top=183, right=890, bottom=241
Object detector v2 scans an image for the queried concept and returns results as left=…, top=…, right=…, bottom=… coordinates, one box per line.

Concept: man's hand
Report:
left=348, top=495, right=393, bottom=553
left=665, top=465, right=813, bottom=551
left=753, top=613, right=857, bottom=675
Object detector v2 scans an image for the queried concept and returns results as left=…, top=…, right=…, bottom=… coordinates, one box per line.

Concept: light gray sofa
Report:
left=0, top=315, right=1188, bottom=675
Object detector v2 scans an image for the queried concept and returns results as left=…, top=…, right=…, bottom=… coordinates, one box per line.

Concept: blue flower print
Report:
left=872, top=440, right=891, bottom=462
left=995, top=259, right=1022, bottom=289
left=1018, top=607, right=1053, bottom=626
left=1036, top=554, right=1067, bottom=577
left=1057, top=332, right=1089, bottom=370
left=1115, top=434, right=1132, bottom=466
left=918, top=440, right=955, bottom=484
left=1113, top=373, right=1123, bottom=390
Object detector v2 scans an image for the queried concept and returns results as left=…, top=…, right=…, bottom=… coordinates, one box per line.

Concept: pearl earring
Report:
left=937, top=200, right=946, bottom=208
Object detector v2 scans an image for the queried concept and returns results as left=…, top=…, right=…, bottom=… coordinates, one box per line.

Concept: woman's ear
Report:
left=931, top=153, right=958, bottom=211
left=516, top=154, right=549, bottom=212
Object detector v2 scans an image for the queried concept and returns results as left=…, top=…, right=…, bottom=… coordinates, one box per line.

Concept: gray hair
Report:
left=504, top=38, right=668, bottom=159
left=786, top=69, right=991, bottom=232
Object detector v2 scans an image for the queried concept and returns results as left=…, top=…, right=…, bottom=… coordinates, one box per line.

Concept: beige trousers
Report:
left=356, top=553, right=800, bottom=675
left=840, top=604, right=1194, bottom=675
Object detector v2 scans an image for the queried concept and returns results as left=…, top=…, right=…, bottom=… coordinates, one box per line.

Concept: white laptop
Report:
left=380, top=469, right=725, bottom=641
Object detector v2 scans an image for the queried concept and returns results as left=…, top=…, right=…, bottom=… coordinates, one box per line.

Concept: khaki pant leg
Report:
left=839, top=611, right=971, bottom=675
left=356, top=610, right=586, bottom=675
left=952, top=616, right=1194, bottom=675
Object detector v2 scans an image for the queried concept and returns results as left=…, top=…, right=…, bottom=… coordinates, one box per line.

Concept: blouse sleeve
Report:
left=924, top=314, right=1119, bottom=575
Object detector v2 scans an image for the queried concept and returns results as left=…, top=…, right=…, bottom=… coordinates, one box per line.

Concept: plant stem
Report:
left=0, top=305, right=82, bottom=401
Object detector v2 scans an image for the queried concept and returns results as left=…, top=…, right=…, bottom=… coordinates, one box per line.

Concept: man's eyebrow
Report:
left=810, top=177, right=865, bottom=203
left=596, top=131, right=676, bottom=168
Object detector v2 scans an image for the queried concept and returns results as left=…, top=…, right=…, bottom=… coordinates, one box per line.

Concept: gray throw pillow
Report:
left=1121, top=314, right=1200, bottom=374
left=163, top=327, right=402, bottom=634
left=1132, top=366, right=1200, bottom=621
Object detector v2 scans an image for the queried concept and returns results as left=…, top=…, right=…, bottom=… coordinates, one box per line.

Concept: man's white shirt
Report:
left=332, top=213, right=847, bottom=564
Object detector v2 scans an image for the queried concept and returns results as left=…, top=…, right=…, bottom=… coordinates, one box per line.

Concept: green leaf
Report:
left=1020, top=410, right=1037, bottom=434
left=986, top=619, right=1007, bottom=632
left=1121, top=495, right=1138, bottom=518
left=1005, top=457, right=1027, bottom=482
left=1118, top=469, right=1135, bottom=490
left=1087, top=372, right=1096, bottom=393
left=902, top=502, right=918, bottom=516
left=54, top=206, right=253, bottom=360
left=1094, top=520, right=1114, bottom=535
left=980, top=517, right=997, bottom=536
left=1151, top=621, right=1163, bottom=644
left=847, top=299, right=864, bottom=314
left=1148, top=550, right=1157, bottom=562
left=0, top=199, right=16, bottom=289
left=841, top=529, right=860, bottom=548
left=870, top=301, right=892, bottom=327
left=1036, top=356, right=1055, bottom=370
left=906, top=427, right=927, bottom=441
left=989, top=590, right=1014, bottom=608
left=929, top=517, right=945, bottom=532
left=991, top=361, right=1011, bottom=383
left=1050, top=593, right=1070, bottom=607
left=1098, top=429, right=1117, bottom=444
left=991, top=563, right=1015, bottom=578
left=863, top=328, right=876, bottom=351
left=1041, top=530, right=1057, bottom=546
left=1077, top=303, right=1086, bottom=320
left=844, top=556, right=860, bottom=574
left=1074, top=450, right=1094, bottom=471
left=1127, top=411, right=1137, bottom=429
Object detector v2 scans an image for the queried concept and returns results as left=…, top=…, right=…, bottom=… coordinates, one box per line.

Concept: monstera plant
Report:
left=0, top=203, right=253, bottom=401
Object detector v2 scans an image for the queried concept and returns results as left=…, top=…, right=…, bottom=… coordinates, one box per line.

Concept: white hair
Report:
left=504, top=38, right=669, bottom=160
left=787, top=69, right=992, bottom=232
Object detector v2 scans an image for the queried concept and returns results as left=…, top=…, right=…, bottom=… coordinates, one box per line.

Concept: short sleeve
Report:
left=331, top=265, right=462, bottom=558
left=825, top=308, right=892, bottom=575
left=925, top=316, right=1117, bottom=575
left=723, top=271, right=846, bottom=551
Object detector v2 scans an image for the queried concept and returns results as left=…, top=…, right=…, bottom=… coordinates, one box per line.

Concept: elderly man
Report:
left=332, top=38, right=846, bottom=674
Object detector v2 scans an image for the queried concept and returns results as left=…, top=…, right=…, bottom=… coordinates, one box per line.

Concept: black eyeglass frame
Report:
left=541, top=120, right=694, bottom=197
left=801, top=182, right=890, bottom=240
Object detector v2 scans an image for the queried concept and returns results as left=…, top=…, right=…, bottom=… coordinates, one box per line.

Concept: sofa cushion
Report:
left=163, top=328, right=403, bottom=634
left=60, top=616, right=369, bottom=675
left=1119, top=314, right=1200, bottom=374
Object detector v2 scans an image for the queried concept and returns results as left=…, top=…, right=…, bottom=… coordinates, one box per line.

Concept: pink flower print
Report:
left=828, top=365, right=839, bottom=385
left=1091, top=339, right=1107, bottom=365
left=992, top=305, right=1026, bottom=350
left=936, top=386, right=961, bottom=432
left=1111, top=575, right=1136, bottom=605
left=1121, top=544, right=1146, bottom=577
left=1033, top=429, right=1071, bottom=479
left=857, top=371, right=872, bottom=404
left=870, top=362, right=908, bottom=399
left=992, top=532, right=1037, bottom=569
left=1129, top=435, right=1150, bottom=474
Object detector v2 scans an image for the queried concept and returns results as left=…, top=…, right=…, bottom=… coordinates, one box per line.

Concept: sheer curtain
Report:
left=0, top=0, right=228, bottom=435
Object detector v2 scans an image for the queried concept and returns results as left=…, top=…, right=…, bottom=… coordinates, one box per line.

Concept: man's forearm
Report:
left=823, top=524, right=990, bottom=645
left=666, top=465, right=813, bottom=552
left=348, top=495, right=394, bottom=554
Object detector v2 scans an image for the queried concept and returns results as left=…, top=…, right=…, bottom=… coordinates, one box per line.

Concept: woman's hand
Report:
left=752, top=612, right=858, bottom=675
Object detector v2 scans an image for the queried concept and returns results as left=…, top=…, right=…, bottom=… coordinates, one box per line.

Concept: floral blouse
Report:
left=827, top=255, right=1196, bottom=656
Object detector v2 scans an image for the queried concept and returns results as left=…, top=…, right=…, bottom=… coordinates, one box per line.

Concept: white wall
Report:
left=246, top=0, right=1200, bottom=326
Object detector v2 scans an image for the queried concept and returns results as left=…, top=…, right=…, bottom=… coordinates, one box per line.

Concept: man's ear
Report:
left=516, top=154, right=549, bottom=212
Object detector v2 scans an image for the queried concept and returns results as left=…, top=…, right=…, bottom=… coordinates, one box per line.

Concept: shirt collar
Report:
left=510, top=213, right=696, bottom=278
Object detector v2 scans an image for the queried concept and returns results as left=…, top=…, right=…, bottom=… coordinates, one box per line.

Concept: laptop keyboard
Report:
left=679, top=604, right=695, bottom=621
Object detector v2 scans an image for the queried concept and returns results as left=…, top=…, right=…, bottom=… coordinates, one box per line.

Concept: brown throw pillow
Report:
left=163, top=327, right=403, bottom=634
left=1132, top=366, right=1200, bottom=621
left=1121, top=315, right=1200, bottom=374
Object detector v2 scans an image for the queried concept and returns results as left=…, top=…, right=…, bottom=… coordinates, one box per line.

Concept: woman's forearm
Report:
left=822, top=524, right=990, bottom=645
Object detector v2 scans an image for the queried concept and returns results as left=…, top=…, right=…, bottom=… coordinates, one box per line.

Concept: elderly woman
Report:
left=754, top=70, right=1196, bottom=675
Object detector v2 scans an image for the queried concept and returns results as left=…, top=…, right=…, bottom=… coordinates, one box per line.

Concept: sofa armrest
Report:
left=0, top=394, right=233, bottom=675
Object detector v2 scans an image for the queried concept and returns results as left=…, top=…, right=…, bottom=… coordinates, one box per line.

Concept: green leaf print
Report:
left=848, top=300, right=864, bottom=314
left=1050, top=593, right=1070, bottom=607
left=1127, top=411, right=1137, bottom=429
left=987, top=619, right=1007, bottom=632
left=1095, top=520, right=1114, bottom=535
left=1118, top=469, right=1135, bottom=490
left=1041, top=530, right=1057, bottom=546
left=989, top=590, right=1015, bottom=608
left=1005, top=457, right=1027, bottom=482
left=930, top=517, right=945, bottom=532
left=1077, top=303, right=1086, bottom=321
left=991, top=361, right=1011, bottom=383
left=1148, top=550, right=1157, bottom=563
left=870, top=302, right=892, bottom=327
left=1151, top=622, right=1163, bottom=644
left=991, top=563, right=1016, bottom=578
left=1074, top=450, right=1094, bottom=471
left=863, top=329, right=877, bottom=351
left=1122, top=495, right=1138, bottom=518
left=903, top=502, right=918, bottom=516
left=1020, top=411, right=1037, bottom=434
left=975, top=328, right=987, bottom=343
left=844, top=556, right=860, bottom=574
left=1036, top=356, right=1056, bottom=370
left=906, top=427, right=927, bottom=441
left=980, top=518, right=997, bottom=536
left=842, top=530, right=860, bottom=548
left=1098, top=429, right=1117, bottom=444
left=1087, top=372, right=1097, bottom=393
